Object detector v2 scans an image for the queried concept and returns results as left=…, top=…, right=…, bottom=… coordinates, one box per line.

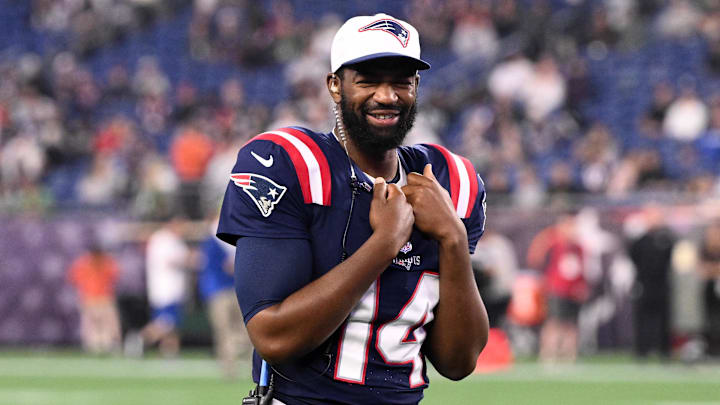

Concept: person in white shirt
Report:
left=139, top=216, right=191, bottom=357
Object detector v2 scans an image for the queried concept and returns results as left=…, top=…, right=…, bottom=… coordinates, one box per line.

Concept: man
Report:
left=628, top=204, right=675, bottom=359
left=699, top=221, right=720, bottom=357
left=138, top=216, right=190, bottom=357
left=67, top=243, right=122, bottom=354
left=527, top=211, right=587, bottom=364
left=198, top=213, right=252, bottom=378
left=218, top=13, right=488, bottom=404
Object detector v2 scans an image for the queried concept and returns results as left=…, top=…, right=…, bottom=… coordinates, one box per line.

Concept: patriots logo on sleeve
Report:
left=231, top=173, right=287, bottom=217
left=359, top=19, right=410, bottom=47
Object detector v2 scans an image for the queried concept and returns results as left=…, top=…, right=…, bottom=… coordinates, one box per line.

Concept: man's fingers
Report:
left=386, top=183, right=404, bottom=199
left=373, top=177, right=387, bottom=200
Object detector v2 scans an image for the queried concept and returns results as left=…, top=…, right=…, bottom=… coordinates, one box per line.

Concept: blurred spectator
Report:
left=198, top=214, right=252, bottom=379
left=104, top=64, right=133, bottom=101
left=578, top=4, right=622, bottom=49
left=483, top=164, right=512, bottom=204
left=608, top=148, right=669, bottom=196
left=512, top=164, right=545, bottom=208
left=565, top=57, right=592, bottom=125
left=132, top=56, right=170, bottom=98
left=520, top=54, right=566, bottom=124
left=707, top=39, right=720, bottom=75
left=695, top=99, right=720, bottom=173
left=456, top=104, right=494, bottom=170
left=471, top=229, right=518, bottom=327
left=211, top=6, right=246, bottom=63
left=663, top=86, right=709, bottom=141
left=131, top=152, right=179, bottom=220
left=0, top=0, right=716, bottom=216
left=450, top=2, right=499, bottom=61
left=634, top=149, right=668, bottom=190
left=77, top=155, right=129, bottom=206
left=573, top=123, right=619, bottom=194
left=0, top=134, right=46, bottom=190
left=487, top=53, right=534, bottom=104
left=169, top=127, right=215, bottom=219
left=492, top=0, right=521, bottom=38
left=645, top=82, right=675, bottom=129
left=67, top=243, right=122, bottom=355
left=627, top=204, right=675, bottom=359
left=655, top=0, right=701, bottom=39
left=201, top=136, right=243, bottom=215
left=546, top=160, right=583, bottom=198
left=172, top=81, right=200, bottom=123
left=527, top=210, right=587, bottom=363
left=699, top=221, right=720, bottom=357
left=130, top=217, right=191, bottom=358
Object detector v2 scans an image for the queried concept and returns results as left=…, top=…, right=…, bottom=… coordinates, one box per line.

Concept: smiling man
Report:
left=217, top=13, right=489, bottom=405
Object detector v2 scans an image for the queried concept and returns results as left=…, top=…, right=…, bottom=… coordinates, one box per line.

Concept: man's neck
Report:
left=334, top=127, right=398, bottom=181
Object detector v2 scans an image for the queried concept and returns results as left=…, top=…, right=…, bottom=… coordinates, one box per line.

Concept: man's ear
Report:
left=327, top=73, right=342, bottom=103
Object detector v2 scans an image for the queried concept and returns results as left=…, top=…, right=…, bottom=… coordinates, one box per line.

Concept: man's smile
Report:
left=365, top=107, right=402, bottom=127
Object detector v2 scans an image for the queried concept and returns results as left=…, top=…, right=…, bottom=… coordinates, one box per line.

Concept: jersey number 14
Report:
left=334, top=272, right=439, bottom=387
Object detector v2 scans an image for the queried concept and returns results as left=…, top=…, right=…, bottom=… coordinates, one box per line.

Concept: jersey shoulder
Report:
left=217, top=127, right=337, bottom=245
left=235, top=126, right=336, bottom=207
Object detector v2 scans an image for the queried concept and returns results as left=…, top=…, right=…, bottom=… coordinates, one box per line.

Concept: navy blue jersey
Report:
left=217, top=127, right=486, bottom=404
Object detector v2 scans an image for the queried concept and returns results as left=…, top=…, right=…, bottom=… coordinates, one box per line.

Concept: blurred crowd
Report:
left=3, top=0, right=720, bottom=365
left=1, top=0, right=720, bottom=220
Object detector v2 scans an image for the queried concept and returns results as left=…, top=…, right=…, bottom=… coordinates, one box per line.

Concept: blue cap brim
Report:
left=338, top=52, right=431, bottom=72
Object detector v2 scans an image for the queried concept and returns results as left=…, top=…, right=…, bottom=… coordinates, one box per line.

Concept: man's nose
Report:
left=373, top=83, right=399, bottom=105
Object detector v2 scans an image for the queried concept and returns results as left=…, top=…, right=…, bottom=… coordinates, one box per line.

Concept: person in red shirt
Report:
left=169, top=127, right=215, bottom=219
left=67, top=244, right=122, bottom=354
left=527, top=210, right=587, bottom=363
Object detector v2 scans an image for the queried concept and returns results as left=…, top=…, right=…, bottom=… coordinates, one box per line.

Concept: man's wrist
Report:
left=435, top=221, right=468, bottom=247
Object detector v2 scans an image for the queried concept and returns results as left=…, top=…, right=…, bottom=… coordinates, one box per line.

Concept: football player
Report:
left=218, top=13, right=489, bottom=404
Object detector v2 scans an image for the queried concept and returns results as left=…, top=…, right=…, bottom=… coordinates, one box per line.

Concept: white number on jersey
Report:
left=334, top=272, right=440, bottom=387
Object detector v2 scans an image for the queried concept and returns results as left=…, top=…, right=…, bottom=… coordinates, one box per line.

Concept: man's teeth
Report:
left=372, top=114, right=395, bottom=119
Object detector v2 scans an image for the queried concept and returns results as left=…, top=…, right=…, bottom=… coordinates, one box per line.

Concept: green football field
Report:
left=1, top=350, right=719, bottom=405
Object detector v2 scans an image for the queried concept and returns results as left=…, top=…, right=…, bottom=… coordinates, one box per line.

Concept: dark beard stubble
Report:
left=339, top=89, right=417, bottom=158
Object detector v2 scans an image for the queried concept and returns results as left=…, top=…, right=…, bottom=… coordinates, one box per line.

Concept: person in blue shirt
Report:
left=218, top=13, right=489, bottom=404
left=198, top=217, right=252, bottom=379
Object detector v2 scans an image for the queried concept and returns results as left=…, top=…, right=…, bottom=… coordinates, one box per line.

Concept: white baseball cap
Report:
left=330, top=13, right=431, bottom=73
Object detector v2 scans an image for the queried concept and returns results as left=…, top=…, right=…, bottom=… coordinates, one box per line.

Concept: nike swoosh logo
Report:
left=251, top=151, right=274, bottom=167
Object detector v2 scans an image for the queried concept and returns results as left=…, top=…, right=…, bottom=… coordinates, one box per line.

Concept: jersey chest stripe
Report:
left=426, top=144, right=460, bottom=214
left=279, top=127, right=332, bottom=205
left=426, top=144, right=478, bottom=219
left=266, top=131, right=323, bottom=204
left=255, top=133, right=313, bottom=204
left=254, top=130, right=331, bottom=206
left=450, top=152, right=471, bottom=218
left=460, top=156, right=479, bottom=217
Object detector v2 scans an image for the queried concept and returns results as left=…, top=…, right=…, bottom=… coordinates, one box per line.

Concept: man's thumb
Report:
left=373, top=177, right=387, bottom=200
left=423, top=164, right=436, bottom=180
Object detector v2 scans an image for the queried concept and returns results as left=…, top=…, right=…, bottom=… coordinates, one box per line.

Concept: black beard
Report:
left=339, top=91, right=417, bottom=158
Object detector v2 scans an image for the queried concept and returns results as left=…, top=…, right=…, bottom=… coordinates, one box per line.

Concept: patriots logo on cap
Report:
left=400, top=241, right=413, bottom=254
left=231, top=173, right=287, bottom=217
left=359, top=19, right=409, bottom=47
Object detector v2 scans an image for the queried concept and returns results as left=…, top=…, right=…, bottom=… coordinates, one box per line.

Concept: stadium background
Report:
left=1, top=0, right=720, bottom=403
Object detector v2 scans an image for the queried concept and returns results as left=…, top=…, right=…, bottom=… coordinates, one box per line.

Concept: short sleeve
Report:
left=464, top=175, right=486, bottom=254
left=217, top=138, right=311, bottom=245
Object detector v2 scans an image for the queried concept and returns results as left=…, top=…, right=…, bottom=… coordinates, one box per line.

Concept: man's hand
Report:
left=403, top=164, right=466, bottom=243
left=370, top=177, right=415, bottom=255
